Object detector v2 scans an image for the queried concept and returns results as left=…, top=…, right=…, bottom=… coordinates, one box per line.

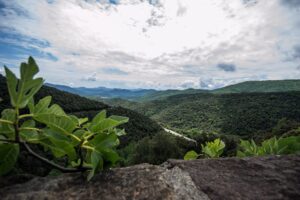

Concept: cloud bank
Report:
left=0, top=0, right=299, bottom=89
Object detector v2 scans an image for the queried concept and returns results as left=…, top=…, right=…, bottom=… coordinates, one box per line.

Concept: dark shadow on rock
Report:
left=1, top=155, right=299, bottom=200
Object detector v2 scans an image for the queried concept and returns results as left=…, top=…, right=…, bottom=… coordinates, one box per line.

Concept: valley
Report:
left=1, top=71, right=300, bottom=169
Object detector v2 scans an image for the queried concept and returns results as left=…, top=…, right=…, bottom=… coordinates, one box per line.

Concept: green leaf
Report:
left=184, top=150, right=199, bottom=160
left=0, top=109, right=16, bottom=138
left=97, top=147, right=119, bottom=165
left=0, top=143, right=19, bottom=176
left=237, top=139, right=260, bottom=157
left=29, top=96, right=52, bottom=114
left=278, top=136, right=300, bottom=155
left=5, top=57, right=44, bottom=108
left=21, top=57, right=39, bottom=80
left=87, top=151, right=103, bottom=181
left=90, top=118, right=126, bottom=133
left=115, top=128, right=126, bottom=136
left=78, top=118, right=89, bottom=126
left=0, top=109, right=16, bottom=121
left=89, top=111, right=128, bottom=133
left=4, top=67, right=18, bottom=107
left=90, top=132, right=119, bottom=149
left=236, top=150, right=246, bottom=158
left=43, top=130, right=76, bottom=161
left=109, top=115, right=129, bottom=125
left=201, top=138, right=225, bottom=158
left=71, top=130, right=86, bottom=145
left=30, top=96, right=65, bottom=116
left=34, top=114, right=77, bottom=136
left=88, top=132, right=120, bottom=167
left=19, top=120, right=39, bottom=142
left=91, top=110, right=106, bottom=125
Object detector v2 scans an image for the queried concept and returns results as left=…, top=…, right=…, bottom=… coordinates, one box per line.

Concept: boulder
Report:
left=0, top=155, right=299, bottom=200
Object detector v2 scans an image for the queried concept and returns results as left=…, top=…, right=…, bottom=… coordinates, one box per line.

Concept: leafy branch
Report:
left=0, top=57, right=128, bottom=180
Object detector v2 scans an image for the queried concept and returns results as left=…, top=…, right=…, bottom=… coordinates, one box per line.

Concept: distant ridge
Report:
left=46, top=79, right=300, bottom=102
left=45, top=83, right=155, bottom=100
left=213, top=79, right=300, bottom=94
left=136, top=79, right=300, bottom=101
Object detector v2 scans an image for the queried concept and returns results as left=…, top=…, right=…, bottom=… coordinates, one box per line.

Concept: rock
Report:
left=165, top=155, right=300, bottom=200
left=0, top=164, right=208, bottom=200
left=0, top=155, right=299, bottom=200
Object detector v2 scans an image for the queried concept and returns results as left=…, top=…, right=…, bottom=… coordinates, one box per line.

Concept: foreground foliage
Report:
left=0, top=57, right=128, bottom=180
left=184, top=138, right=226, bottom=160
left=237, top=136, right=300, bottom=157
left=184, top=136, right=300, bottom=160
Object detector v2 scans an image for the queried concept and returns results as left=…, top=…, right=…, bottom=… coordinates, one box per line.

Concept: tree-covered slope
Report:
left=47, top=79, right=300, bottom=103
left=213, top=79, right=300, bottom=94
left=46, top=83, right=156, bottom=100
left=132, top=92, right=300, bottom=139
left=0, top=74, right=162, bottom=147
left=136, top=88, right=208, bottom=102
left=139, top=79, right=300, bottom=102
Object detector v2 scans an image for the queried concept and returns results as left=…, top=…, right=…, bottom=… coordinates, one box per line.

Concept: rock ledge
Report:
left=1, top=155, right=299, bottom=200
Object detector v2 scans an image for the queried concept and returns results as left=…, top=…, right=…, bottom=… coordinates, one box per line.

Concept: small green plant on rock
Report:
left=237, top=136, right=300, bottom=157
left=0, top=57, right=128, bottom=180
left=184, top=138, right=225, bottom=160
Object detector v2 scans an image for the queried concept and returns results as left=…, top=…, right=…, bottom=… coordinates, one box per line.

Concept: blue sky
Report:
left=0, top=0, right=300, bottom=89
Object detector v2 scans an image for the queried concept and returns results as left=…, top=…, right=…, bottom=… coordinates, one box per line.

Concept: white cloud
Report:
left=0, top=67, right=4, bottom=75
left=180, top=80, right=198, bottom=89
left=0, top=0, right=300, bottom=89
left=82, top=72, right=97, bottom=82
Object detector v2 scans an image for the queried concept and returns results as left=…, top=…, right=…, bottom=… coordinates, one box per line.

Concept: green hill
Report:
left=140, top=79, right=300, bottom=102
left=132, top=92, right=300, bottom=140
left=0, top=74, right=162, bottom=147
left=43, top=79, right=300, bottom=103
left=213, top=79, right=300, bottom=94
left=136, top=88, right=207, bottom=102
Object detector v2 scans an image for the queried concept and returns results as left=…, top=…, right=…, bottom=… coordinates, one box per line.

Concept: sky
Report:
left=0, top=0, right=300, bottom=89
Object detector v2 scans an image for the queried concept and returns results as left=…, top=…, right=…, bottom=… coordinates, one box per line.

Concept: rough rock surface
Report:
left=0, top=155, right=299, bottom=200
left=165, top=155, right=300, bottom=200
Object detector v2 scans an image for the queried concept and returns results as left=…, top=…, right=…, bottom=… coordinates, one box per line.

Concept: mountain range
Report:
left=46, top=79, right=300, bottom=101
left=45, top=83, right=155, bottom=100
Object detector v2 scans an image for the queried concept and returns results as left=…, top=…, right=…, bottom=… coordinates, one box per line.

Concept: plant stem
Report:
left=70, top=134, right=81, bottom=142
left=77, top=139, right=85, bottom=168
left=19, top=127, right=42, bottom=132
left=21, top=141, right=91, bottom=172
left=82, top=145, right=95, bottom=151
left=0, top=119, right=14, bottom=124
left=0, top=138, right=19, bottom=143
left=18, top=114, right=34, bottom=119
left=78, top=144, right=84, bottom=168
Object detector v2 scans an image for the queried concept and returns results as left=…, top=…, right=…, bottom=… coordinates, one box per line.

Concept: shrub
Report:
left=201, top=138, right=225, bottom=158
left=184, top=138, right=226, bottom=160
left=131, top=133, right=184, bottom=165
left=0, top=57, right=128, bottom=180
left=237, top=136, right=300, bottom=157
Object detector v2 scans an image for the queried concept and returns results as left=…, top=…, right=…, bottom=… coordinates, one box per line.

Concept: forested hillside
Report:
left=213, top=79, right=300, bottom=94
left=46, top=83, right=156, bottom=100
left=130, top=92, right=300, bottom=140
left=139, top=79, right=300, bottom=102
left=136, top=88, right=207, bottom=102
left=48, top=79, right=300, bottom=102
